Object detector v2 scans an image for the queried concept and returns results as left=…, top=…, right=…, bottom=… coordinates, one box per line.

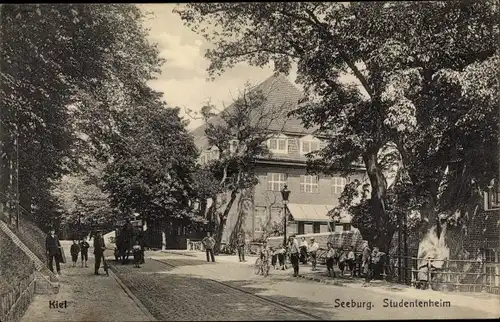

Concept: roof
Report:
left=191, top=74, right=309, bottom=151
left=192, top=74, right=365, bottom=170
left=287, top=203, right=352, bottom=223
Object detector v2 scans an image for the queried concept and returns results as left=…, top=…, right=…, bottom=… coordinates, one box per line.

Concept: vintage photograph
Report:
left=0, top=2, right=499, bottom=321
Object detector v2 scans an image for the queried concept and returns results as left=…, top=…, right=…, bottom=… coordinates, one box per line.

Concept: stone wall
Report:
left=0, top=272, right=35, bottom=322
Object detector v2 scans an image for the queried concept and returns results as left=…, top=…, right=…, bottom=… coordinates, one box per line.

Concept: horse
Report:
left=116, top=233, right=133, bottom=264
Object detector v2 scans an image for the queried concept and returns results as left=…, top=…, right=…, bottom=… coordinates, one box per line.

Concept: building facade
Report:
left=192, top=74, right=366, bottom=242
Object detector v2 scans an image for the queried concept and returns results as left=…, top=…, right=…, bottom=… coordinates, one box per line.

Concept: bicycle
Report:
left=254, top=256, right=271, bottom=277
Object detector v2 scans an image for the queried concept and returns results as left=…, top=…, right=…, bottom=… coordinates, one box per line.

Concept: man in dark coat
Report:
left=93, top=231, right=106, bottom=275
left=45, top=229, right=62, bottom=276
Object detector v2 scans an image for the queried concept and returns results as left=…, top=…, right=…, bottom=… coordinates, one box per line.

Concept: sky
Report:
left=138, top=4, right=364, bottom=132
left=138, top=4, right=299, bottom=131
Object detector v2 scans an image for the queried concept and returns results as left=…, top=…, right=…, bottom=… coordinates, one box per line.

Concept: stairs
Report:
left=0, top=220, right=59, bottom=294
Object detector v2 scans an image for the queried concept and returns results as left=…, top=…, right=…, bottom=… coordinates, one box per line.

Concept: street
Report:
left=110, top=252, right=498, bottom=321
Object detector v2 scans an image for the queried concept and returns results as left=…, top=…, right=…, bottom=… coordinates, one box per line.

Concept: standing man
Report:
left=80, top=237, right=90, bottom=268
left=299, top=237, right=309, bottom=264
left=236, top=232, right=246, bottom=262
left=308, top=238, right=319, bottom=271
left=202, top=232, right=216, bottom=262
left=361, top=242, right=371, bottom=284
left=347, top=246, right=356, bottom=277
left=93, top=230, right=106, bottom=275
left=45, top=229, right=62, bottom=276
left=288, top=234, right=300, bottom=277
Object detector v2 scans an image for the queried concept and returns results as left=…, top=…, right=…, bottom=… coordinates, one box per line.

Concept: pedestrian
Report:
left=347, top=246, right=356, bottom=277
left=202, top=232, right=216, bottom=262
left=338, top=249, right=347, bottom=276
left=326, top=242, right=336, bottom=278
left=93, top=230, right=106, bottom=275
left=288, top=235, right=300, bottom=277
left=277, top=244, right=286, bottom=270
left=308, top=238, right=319, bottom=271
left=80, top=237, right=90, bottom=268
left=70, top=240, right=80, bottom=267
left=236, top=232, right=246, bottom=262
left=45, top=229, right=62, bottom=276
left=132, top=241, right=142, bottom=268
left=270, top=247, right=278, bottom=269
left=299, top=237, right=309, bottom=264
left=361, top=242, right=371, bottom=284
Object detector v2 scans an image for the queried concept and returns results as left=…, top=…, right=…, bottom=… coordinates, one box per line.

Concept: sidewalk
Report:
left=22, top=241, right=153, bottom=322
left=162, top=249, right=500, bottom=316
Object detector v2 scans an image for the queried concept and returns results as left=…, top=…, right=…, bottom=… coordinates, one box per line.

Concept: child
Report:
left=277, top=245, right=286, bottom=270
left=70, top=240, right=80, bottom=267
left=133, top=241, right=142, bottom=268
left=270, top=247, right=278, bottom=269
left=80, top=237, right=90, bottom=268
left=338, top=249, right=347, bottom=276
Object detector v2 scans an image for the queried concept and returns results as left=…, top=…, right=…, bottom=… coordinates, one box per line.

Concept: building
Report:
left=192, top=74, right=366, bottom=242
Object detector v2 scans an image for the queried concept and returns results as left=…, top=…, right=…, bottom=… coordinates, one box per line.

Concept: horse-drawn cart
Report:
left=114, top=219, right=144, bottom=264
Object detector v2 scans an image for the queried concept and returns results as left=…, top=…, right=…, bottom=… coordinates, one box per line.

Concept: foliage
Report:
left=102, top=92, right=202, bottom=225
left=0, top=4, right=163, bottom=228
left=52, top=162, right=116, bottom=233
left=176, top=2, right=499, bottom=253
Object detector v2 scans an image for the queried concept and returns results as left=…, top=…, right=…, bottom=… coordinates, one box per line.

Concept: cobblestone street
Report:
left=110, top=252, right=499, bottom=321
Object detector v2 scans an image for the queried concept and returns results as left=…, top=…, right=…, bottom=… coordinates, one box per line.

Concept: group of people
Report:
left=45, top=229, right=108, bottom=276
left=256, top=235, right=385, bottom=282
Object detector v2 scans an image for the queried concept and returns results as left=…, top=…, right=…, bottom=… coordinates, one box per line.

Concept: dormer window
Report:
left=200, top=146, right=220, bottom=164
left=267, top=136, right=288, bottom=154
left=300, top=136, right=321, bottom=155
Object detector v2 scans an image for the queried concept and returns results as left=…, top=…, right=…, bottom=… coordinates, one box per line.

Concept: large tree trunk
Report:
left=362, top=148, right=392, bottom=253
left=214, top=189, right=238, bottom=254
left=228, top=188, right=252, bottom=250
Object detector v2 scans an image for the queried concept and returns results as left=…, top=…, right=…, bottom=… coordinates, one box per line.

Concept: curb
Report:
left=108, top=267, right=157, bottom=321
left=160, top=250, right=197, bottom=257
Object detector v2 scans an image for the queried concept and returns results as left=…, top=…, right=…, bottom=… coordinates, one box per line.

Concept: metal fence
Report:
left=385, top=255, right=500, bottom=294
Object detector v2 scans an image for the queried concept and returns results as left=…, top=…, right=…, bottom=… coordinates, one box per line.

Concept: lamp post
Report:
left=281, top=185, right=290, bottom=247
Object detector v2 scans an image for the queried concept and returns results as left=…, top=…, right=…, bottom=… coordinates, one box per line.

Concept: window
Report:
left=334, top=224, right=343, bottom=233
left=267, top=173, right=287, bottom=191
left=254, top=207, right=267, bottom=233
left=300, top=175, right=319, bottom=193
left=332, top=176, right=347, bottom=194
left=483, top=249, right=496, bottom=262
left=301, top=140, right=319, bottom=154
left=313, top=223, right=321, bottom=234
left=343, top=223, right=351, bottom=231
left=268, top=137, right=288, bottom=153
left=298, top=222, right=305, bottom=235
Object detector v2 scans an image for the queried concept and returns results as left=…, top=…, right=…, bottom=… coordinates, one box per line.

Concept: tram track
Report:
left=152, top=258, right=324, bottom=321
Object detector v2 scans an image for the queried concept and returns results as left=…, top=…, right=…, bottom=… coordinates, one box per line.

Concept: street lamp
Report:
left=281, top=185, right=291, bottom=247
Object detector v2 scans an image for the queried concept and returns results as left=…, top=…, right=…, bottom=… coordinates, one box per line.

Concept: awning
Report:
left=287, top=203, right=352, bottom=223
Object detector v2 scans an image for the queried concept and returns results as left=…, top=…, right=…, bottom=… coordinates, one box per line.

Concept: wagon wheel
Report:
left=317, top=249, right=327, bottom=265
left=254, top=257, right=262, bottom=275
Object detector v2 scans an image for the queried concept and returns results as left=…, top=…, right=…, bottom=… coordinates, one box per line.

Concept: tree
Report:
left=102, top=92, right=202, bottom=231
left=1, top=4, right=163, bottom=228
left=194, top=86, right=287, bottom=253
left=175, top=2, right=499, bottom=254
left=52, top=162, right=116, bottom=235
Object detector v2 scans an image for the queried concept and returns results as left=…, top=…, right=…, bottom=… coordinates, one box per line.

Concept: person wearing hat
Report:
left=93, top=230, right=106, bottom=275
left=288, top=234, right=301, bottom=277
left=308, top=237, right=320, bottom=271
left=45, top=228, right=62, bottom=276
